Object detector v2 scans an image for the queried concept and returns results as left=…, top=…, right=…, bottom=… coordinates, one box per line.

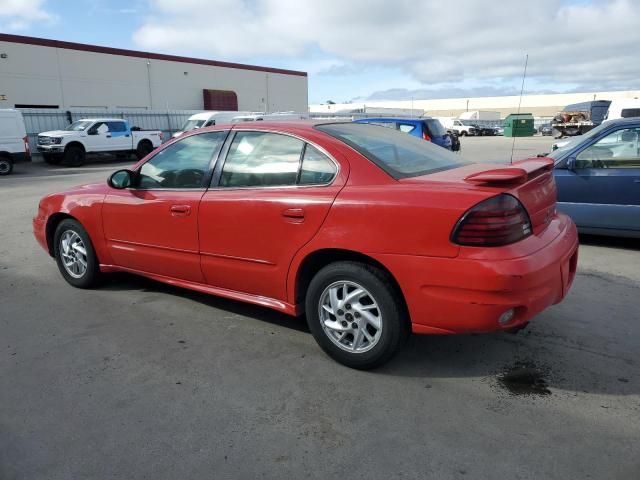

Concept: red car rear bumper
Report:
left=375, top=213, right=579, bottom=334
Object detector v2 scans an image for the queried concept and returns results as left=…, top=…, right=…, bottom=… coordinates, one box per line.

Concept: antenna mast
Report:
left=510, top=54, right=529, bottom=164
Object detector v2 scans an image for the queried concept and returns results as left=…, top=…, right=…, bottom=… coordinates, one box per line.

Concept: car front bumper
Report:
left=37, top=145, right=64, bottom=153
left=33, top=213, right=49, bottom=254
left=374, top=213, right=579, bottom=334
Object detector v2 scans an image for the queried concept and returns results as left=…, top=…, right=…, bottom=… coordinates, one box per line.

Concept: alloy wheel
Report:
left=59, top=230, right=88, bottom=278
left=318, top=280, right=383, bottom=353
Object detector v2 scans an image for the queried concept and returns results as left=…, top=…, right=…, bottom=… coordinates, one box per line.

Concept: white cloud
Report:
left=0, top=0, right=56, bottom=31
left=132, top=0, right=640, bottom=91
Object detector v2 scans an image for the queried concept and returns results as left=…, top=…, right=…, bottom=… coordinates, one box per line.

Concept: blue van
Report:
left=354, top=117, right=453, bottom=150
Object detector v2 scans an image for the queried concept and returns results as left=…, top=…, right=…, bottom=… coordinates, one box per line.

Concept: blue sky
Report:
left=2, top=0, right=639, bottom=104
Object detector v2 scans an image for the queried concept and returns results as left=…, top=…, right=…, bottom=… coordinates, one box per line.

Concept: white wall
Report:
left=310, top=90, right=640, bottom=118
left=0, top=40, right=308, bottom=112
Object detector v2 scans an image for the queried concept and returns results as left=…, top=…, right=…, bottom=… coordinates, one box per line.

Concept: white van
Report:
left=232, top=112, right=309, bottom=123
left=0, top=109, right=30, bottom=175
left=604, top=99, right=640, bottom=122
left=172, top=111, right=259, bottom=138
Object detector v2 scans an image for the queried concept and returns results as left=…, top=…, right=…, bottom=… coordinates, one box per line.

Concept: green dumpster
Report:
left=503, top=113, right=535, bottom=137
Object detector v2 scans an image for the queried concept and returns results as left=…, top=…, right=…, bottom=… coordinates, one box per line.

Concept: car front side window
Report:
left=576, top=128, right=640, bottom=169
left=138, top=131, right=226, bottom=189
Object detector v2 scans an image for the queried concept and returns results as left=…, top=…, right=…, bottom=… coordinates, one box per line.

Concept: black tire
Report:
left=552, top=128, right=563, bottom=139
left=64, top=145, right=86, bottom=167
left=460, top=131, right=467, bottom=137
left=0, top=156, right=13, bottom=176
left=305, top=261, right=408, bottom=370
left=43, top=153, right=62, bottom=165
left=53, top=219, right=101, bottom=288
left=136, top=140, right=153, bottom=160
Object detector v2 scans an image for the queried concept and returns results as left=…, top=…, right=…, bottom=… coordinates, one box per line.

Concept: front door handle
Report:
left=282, top=207, right=305, bottom=220
left=170, top=205, right=191, bottom=216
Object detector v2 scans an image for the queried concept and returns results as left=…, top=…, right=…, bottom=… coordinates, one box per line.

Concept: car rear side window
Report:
left=398, top=124, right=416, bottom=133
left=220, top=132, right=304, bottom=187
left=423, top=119, right=446, bottom=137
left=138, top=131, right=226, bottom=189
left=316, top=123, right=469, bottom=179
left=621, top=109, right=640, bottom=118
left=299, top=144, right=337, bottom=185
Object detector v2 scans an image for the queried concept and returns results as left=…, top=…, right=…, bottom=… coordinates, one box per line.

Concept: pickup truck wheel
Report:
left=305, top=261, right=408, bottom=370
left=43, top=153, right=62, bottom=165
left=0, top=156, right=13, bottom=175
left=64, top=145, right=85, bottom=167
left=460, top=131, right=467, bottom=136
left=53, top=219, right=101, bottom=288
left=136, top=140, right=153, bottom=160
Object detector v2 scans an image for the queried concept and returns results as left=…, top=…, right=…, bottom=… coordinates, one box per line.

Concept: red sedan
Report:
left=33, top=122, right=578, bottom=369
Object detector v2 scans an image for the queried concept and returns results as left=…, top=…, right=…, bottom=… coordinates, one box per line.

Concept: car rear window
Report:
left=316, top=123, right=469, bottom=179
left=423, top=119, right=446, bottom=137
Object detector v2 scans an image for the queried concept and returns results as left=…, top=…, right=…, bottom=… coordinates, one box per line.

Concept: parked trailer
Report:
left=551, top=100, right=611, bottom=138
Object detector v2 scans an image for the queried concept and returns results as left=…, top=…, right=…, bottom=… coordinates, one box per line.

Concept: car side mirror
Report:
left=108, top=169, right=135, bottom=189
left=566, top=157, right=576, bottom=171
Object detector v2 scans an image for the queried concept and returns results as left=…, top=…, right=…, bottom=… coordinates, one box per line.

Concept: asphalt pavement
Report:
left=1, top=145, right=639, bottom=479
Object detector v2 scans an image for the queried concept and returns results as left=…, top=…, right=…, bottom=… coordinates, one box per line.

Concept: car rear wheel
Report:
left=0, top=156, right=13, bottom=176
left=305, top=261, right=407, bottom=369
left=54, top=219, right=101, bottom=288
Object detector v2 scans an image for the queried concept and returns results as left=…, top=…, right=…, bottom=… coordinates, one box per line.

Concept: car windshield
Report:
left=547, top=122, right=610, bottom=159
left=180, top=119, right=206, bottom=131
left=423, top=119, right=446, bottom=137
left=64, top=120, right=93, bottom=131
left=316, top=123, right=470, bottom=179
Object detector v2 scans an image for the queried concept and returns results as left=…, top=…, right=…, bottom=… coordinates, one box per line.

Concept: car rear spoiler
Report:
left=464, top=158, right=554, bottom=185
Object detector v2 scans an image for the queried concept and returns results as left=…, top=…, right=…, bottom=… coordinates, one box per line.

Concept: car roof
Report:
left=357, top=117, right=429, bottom=123
left=602, top=117, right=640, bottom=126
left=76, top=118, right=127, bottom=122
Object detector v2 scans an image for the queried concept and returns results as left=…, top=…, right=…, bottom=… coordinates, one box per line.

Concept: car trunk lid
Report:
left=401, top=158, right=557, bottom=234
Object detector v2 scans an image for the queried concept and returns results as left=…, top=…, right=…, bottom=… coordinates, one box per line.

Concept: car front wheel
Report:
left=53, top=219, right=101, bottom=288
left=305, top=261, right=408, bottom=369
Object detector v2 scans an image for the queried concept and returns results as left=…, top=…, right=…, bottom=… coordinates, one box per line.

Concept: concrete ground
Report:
left=1, top=143, right=639, bottom=480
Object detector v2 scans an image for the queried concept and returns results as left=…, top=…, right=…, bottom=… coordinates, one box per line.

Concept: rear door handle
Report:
left=282, top=208, right=305, bottom=220
left=170, top=205, right=191, bottom=216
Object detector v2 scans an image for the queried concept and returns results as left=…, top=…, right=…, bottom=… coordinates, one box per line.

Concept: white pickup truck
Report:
left=37, top=118, right=163, bottom=166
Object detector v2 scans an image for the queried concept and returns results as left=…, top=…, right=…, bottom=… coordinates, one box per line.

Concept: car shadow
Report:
left=579, top=233, right=640, bottom=251
left=99, top=272, right=637, bottom=397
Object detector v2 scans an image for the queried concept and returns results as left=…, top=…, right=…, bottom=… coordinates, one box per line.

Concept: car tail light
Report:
left=451, top=194, right=532, bottom=247
left=159, top=132, right=164, bottom=141
left=422, top=130, right=431, bottom=142
left=23, top=135, right=30, bottom=155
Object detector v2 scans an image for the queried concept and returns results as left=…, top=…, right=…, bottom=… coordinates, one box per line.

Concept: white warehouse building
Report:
left=0, top=33, right=308, bottom=112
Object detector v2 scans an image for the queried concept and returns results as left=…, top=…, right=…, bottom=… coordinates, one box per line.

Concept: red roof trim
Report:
left=0, top=33, right=307, bottom=77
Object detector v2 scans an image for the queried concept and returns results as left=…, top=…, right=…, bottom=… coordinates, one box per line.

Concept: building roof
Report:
left=0, top=33, right=307, bottom=78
